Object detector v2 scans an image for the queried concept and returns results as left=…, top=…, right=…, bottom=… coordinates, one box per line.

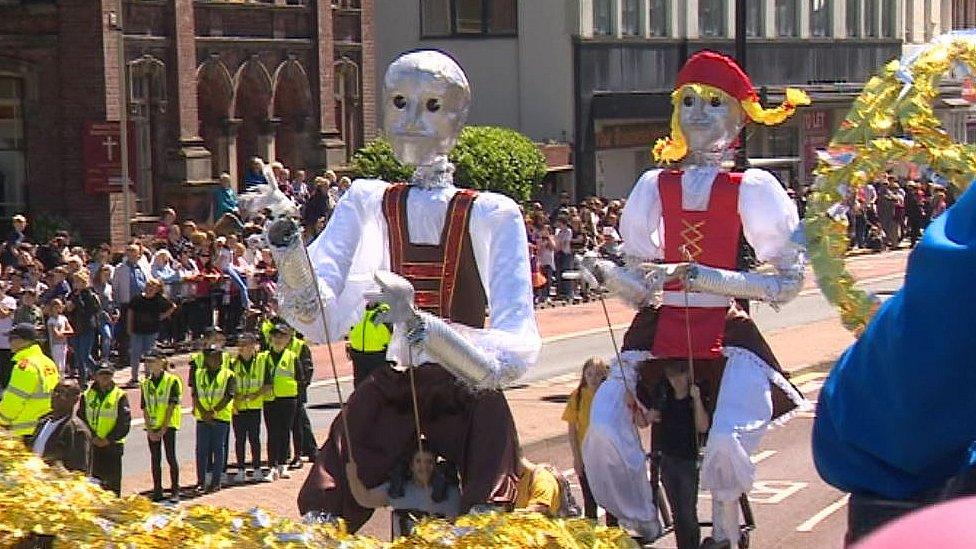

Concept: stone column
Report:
left=833, top=0, right=847, bottom=39
left=169, top=0, right=212, bottom=185
left=258, top=117, right=282, bottom=165
left=219, top=118, right=242, bottom=189
left=313, top=0, right=346, bottom=169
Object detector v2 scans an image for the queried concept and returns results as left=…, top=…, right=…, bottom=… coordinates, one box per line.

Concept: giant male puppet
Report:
left=264, top=50, right=540, bottom=531
left=582, top=51, right=810, bottom=545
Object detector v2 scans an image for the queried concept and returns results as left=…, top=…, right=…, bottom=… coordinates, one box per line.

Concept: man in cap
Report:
left=79, top=364, right=131, bottom=495
left=30, top=380, right=91, bottom=474
left=0, top=323, right=59, bottom=436
left=192, top=344, right=235, bottom=492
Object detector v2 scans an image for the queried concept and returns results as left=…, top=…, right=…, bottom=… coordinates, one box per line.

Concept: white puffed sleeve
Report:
left=304, top=179, right=389, bottom=342
left=738, top=169, right=800, bottom=263
left=459, top=192, right=542, bottom=381
left=620, top=169, right=664, bottom=261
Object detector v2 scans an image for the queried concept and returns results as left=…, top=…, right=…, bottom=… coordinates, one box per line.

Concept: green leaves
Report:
left=350, top=126, right=548, bottom=203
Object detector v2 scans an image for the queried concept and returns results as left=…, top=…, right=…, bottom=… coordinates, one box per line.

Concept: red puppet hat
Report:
left=675, top=50, right=758, bottom=102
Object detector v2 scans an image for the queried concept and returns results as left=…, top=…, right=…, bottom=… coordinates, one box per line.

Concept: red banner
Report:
left=83, top=121, right=137, bottom=195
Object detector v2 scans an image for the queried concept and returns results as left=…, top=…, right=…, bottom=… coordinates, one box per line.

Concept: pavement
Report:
left=108, top=249, right=910, bottom=546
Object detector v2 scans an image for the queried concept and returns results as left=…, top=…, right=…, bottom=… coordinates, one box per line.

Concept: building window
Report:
left=775, top=0, right=798, bottom=37
left=809, top=0, right=831, bottom=37
left=622, top=0, right=640, bottom=36
left=420, top=0, right=517, bottom=37
left=864, top=0, right=878, bottom=36
left=0, top=76, right=25, bottom=216
left=699, top=0, right=725, bottom=37
left=880, top=0, right=896, bottom=37
left=648, top=0, right=669, bottom=36
left=593, top=0, right=613, bottom=36
left=746, top=0, right=763, bottom=37
left=846, top=0, right=860, bottom=37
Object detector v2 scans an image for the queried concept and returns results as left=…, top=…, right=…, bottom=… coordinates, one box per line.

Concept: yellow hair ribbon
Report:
left=741, top=87, right=811, bottom=126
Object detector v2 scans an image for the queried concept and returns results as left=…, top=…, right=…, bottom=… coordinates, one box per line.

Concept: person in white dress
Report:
left=581, top=50, right=810, bottom=547
left=256, top=50, right=540, bottom=531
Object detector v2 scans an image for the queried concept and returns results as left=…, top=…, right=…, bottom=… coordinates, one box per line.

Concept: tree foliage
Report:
left=349, top=137, right=414, bottom=183
left=349, top=126, right=547, bottom=202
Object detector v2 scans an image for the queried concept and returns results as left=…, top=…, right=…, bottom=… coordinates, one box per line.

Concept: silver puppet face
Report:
left=383, top=51, right=471, bottom=167
left=678, top=87, right=746, bottom=155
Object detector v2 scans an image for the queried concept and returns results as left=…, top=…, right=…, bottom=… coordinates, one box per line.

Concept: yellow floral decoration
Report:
left=808, top=36, right=976, bottom=333
left=0, top=430, right=636, bottom=547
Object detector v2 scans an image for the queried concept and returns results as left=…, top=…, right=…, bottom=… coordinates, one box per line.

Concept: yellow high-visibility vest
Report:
left=84, top=386, right=127, bottom=443
left=191, top=351, right=232, bottom=372
left=140, top=372, right=182, bottom=431
left=348, top=306, right=391, bottom=352
left=259, top=349, right=298, bottom=400
left=0, top=344, right=59, bottom=435
left=232, top=354, right=266, bottom=413
left=194, top=367, right=234, bottom=423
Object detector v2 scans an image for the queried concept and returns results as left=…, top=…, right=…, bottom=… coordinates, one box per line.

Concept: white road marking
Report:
left=747, top=481, right=808, bottom=504
left=790, top=372, right=826, bottom=386
left=798, top=380, right=825, bottom=394
left=796, top=272, right=903, bottom=297
left=750, top=450, right=777, bottom=464
left=542, top=323, right=630, bottom=344
left=796, top=494, right=850, bottom=532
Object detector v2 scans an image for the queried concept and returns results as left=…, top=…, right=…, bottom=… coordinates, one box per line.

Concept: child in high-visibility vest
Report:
left=230, top=332, right=267, bottom=483
left=140, top=351, right=182, bottom=502
left=260, top=324, right=299, bottom=481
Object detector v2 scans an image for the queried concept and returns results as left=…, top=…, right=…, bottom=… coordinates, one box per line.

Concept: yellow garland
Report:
left=0, top=431, right=637, bottom=548
left=808, top=37, right=976, bottom=333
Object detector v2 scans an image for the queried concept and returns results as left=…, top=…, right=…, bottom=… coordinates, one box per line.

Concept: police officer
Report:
left=230, top=332, right=266, bottom=483
left=260, top=324, right=298, bottom=481
left=192, top=345, right=235, bottom=493
left=80, top=365, right=131, bottom=496
left=140, top=350, right=181, bottom=502
left=346, top=302, right=392, bottom=387
left=0, top=323, right=59, bottom=436
left=287, top=325, right=316, bottom=469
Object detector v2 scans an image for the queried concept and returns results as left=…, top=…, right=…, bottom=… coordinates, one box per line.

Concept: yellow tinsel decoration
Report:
left=0, top=431, right=637, bottom=547
left=808, top=36, right=976, bottom=333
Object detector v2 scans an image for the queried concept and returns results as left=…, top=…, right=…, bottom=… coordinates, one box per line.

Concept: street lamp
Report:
left=734, top=0, right=748, bottom=171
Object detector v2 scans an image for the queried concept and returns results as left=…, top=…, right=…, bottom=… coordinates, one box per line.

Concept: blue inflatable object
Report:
left=813, top=182, right=976, bottom=499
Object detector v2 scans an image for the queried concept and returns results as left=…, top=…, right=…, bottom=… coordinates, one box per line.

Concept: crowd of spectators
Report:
left=0, top=157, right=356, bottom=389
left=524, top=193, right=624, bottom=306
left=845, top=174, right=952, bottom=252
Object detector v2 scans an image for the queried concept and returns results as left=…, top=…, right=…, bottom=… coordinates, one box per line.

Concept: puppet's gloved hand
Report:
left=366, top=271, right=421, bottom=326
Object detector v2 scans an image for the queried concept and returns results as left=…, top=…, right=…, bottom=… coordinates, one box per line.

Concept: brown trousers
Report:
left=297, top=364, right=519, bottom=532
left=623, top=306, right=798, bottom=421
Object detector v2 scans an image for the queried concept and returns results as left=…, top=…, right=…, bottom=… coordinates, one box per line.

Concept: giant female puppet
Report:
left=582, top=51, right=810, bottom=546
left=265, top=50, right=540, bottom=531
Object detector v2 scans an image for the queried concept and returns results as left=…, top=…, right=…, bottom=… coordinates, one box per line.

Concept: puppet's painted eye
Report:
left=426, top=98, right=442, bottom=113
left=393, top=95, right=407, bottom=109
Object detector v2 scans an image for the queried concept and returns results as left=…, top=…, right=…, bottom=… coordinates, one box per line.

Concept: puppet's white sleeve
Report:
left=739, top=169, right=801, bottom=264
left=297, top=179, right=388, bottom=343
left=620, top=169, right=664, bottom=262
left=450, top=193, right=541, bottom=384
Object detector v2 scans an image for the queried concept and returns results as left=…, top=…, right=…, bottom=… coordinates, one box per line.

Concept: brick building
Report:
left=0, top=0, right=374, bottom=245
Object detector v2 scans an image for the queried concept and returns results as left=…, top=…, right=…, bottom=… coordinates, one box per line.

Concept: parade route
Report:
left=113, top=249, right=909, bottom=546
